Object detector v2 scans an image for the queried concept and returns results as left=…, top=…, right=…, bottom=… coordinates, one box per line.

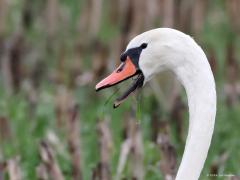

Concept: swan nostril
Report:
left=116, top=69, right=122, bottom=73
left=116, top=63, right=125, bottom=73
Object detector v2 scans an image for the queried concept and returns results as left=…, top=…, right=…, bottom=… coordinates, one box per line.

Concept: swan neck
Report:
left=174, top=62, right=216, bottom=180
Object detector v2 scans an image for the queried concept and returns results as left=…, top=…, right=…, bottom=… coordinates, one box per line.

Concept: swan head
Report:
left=95, top=42, right=148, bottom=108
left=95, top=28, right=184, bottom=108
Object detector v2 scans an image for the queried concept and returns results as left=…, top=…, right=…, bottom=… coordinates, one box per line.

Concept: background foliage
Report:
left=0, top=0, right=240, bottom=179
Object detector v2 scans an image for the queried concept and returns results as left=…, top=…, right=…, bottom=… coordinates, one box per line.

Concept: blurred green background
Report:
left=0, top=0, right=240, bottom=179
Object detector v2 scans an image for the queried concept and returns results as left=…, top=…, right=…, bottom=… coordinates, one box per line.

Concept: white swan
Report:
left=96, top=28, right=216, bottom=180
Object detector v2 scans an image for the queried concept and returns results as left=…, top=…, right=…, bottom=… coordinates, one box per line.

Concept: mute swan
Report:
left=96, top=28, right=216, bottom=180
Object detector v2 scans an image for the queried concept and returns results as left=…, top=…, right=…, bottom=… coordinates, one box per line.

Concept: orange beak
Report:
left=96, top=57, right=137, bottom=91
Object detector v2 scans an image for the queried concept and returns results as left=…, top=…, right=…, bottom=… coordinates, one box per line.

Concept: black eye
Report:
left=120, top=53, right=127, bottom=62
left=141, top=43, right=148, bottom=49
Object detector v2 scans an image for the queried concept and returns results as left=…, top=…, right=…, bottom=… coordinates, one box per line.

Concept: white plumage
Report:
left=127, top=28, right=216, bottom=180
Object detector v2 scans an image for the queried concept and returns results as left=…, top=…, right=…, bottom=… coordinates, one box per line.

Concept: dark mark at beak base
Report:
left=113, top=72, right=144, bottom=108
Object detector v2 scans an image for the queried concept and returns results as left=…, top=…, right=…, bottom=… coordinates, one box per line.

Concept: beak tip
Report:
left=95, top=84, right=105, bottom=92
left=95, top=85, right=99, bottom=91
left=95, top=83, right=102, bottom=91
left=113, top=101, right=121, bottom=109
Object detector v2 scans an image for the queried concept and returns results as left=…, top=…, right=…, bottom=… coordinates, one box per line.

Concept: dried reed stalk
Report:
left=143, top=0, right=158, bottom=30
left=170, top=96, right=185, bottom=142
left=0, top=0, right=7, bottom=35
left=1, top=33, right=24, bottom=94
left=160, top=0, right=175, bottom=28
left=128, top=118, right=144, bottom=180
left=54, top=87, right=82, bottom=179
left=178, top=0, right=195, bottom=31
left=36, top=163, right=48, bottom=180
left=78, top=0, right=103, bottom=41
left=0, top=161, right=6, bottom=180
left=55, top=87, right=73, bottom=128
left=210, top=152, right=229, bottom=178
left=157, top=122, right=177, bottom=180
left=1, top=42, right=14, bottom=95
left=224, top=42, right=240, bottom=106
left=192, top=0, right=208, bottom=36
left=226, top=0, right=240, bottom=33
left=92, top=119, right=113, bottom=180
left=89, top=0, right=103, bottom=38
left=39, top=140, right=64, bottom=180
left=127, top=0, right=145, bottom=39
left=45, top=0, right=59, bottom=38
left=229, top=176, right=240, bottom=180
left=115, top=139, right=131, bottom=180
left=7, top=157, right=22, bottom=180
left=66, top=104, right=82, bottom=180
left=116, top=116, right=144, bottom=180
left=92, top=42, right=108, bottom=78
left=0, top=116, right=11, bottom=142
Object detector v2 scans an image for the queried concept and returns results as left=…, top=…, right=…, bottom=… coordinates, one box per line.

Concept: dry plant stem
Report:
left=224, top=42, right=239, bottom=107
left=89, top=0, right=102, bottom=38
left=129, top=120, right=144, bottom=180
left=226, top=0, right=240, bottom=33
left=168, top=78, right=182, bottom=109
left=170, top=96, right=185, bottom=142
left=192, top=0, right=208, bottom=36
left=0, top=161, right=6, bottom=180
left=7, top=157, right=22, bottom=180
left=161, top=0, right=175, bottom=28
left=210, top=152, right=229, bottom=178
left=55, top=87, right=73, bottom=128
left=0, top=116, right=11, bottom=142
left=1, top=43, right=14, bottom=95
left=116, top=117, right=144, bottom=180
left=22, top=0, right=34, bottom=29
left=108, top=0, right=120, bottom=24
left=1, top=33, right=24, bottom=94
left=115, top=139, right=131, bottom=180
left=92, top=42, right=108, bottom=78
left=39, top=141, right=64, bottom=180
left=157, top=122, right=177, bottom=180
left=143, top=0, right=158, bottom=30
left=94, top=119, right=113, bottom=180
left=229, top=177, right=240, bottom=180
left=66, top=105, right=82, bottom=180
left=0, top=0, right=7, bottom=35
left=208, top=49, right=217, bottom=75
left=178, top=0, right=195, bottom=31
left=225, top=0, right=240, bottom=106
left=46, top=0, right=59, bottom=38
left=78, top=0, right=102, bottom=41
left=36, top=163, right=49, bottom=180
left=54, top=87, right=82, bottom=179
left=127, top=0, right=145, bottom=39
left=110, top=0, right=130, bottom=67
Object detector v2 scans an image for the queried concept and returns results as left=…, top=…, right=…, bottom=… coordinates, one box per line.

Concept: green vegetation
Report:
left=0, top=0, right=240, bottom=179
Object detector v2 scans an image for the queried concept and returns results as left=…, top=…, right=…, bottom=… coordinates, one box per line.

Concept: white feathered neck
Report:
left=127, top=28, right=216, bottom=180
